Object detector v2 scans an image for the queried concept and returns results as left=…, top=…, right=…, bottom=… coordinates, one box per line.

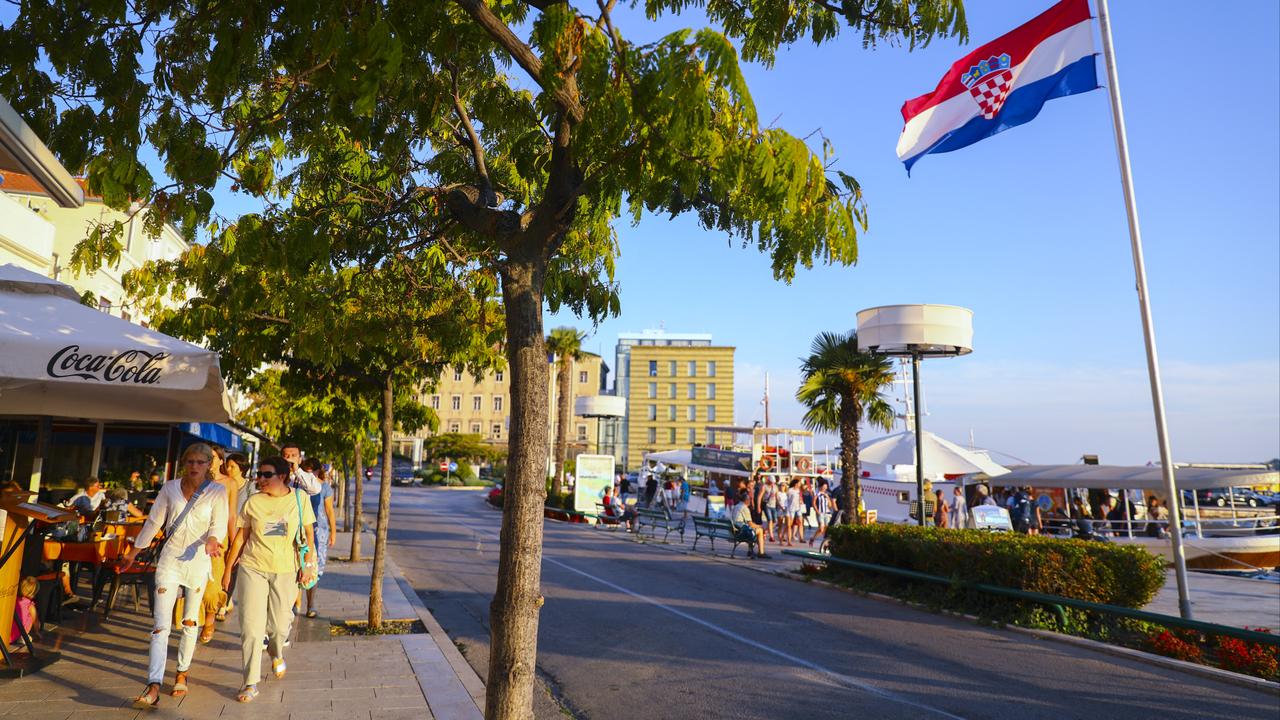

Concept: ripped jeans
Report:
left=148, top=581, right=206, bottom=684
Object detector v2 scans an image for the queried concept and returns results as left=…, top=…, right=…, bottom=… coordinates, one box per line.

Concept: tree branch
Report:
left=452, top=0, right=584, bottom=124
left=449, top=64, right=495, bottom=207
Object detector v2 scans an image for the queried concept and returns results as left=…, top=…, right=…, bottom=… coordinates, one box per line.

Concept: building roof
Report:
left=0, top=95, right=84, bottom=208
left=0, top=169, right=98, bottom=201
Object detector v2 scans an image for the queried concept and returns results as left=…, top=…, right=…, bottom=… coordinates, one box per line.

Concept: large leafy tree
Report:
left=1, top=1, right=965, bottom=715
left=545, top=326, right=585, bottom=497
left=796, top=330, right=896, bottom=522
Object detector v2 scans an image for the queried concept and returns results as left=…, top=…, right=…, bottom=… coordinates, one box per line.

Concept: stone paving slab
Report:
left=0, top=526, right=484, bottom=720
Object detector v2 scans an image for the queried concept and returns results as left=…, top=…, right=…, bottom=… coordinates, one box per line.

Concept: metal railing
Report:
left=782, top=548, right=1280, bottom=647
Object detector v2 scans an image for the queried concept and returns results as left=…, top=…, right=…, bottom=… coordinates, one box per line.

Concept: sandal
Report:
left=237, top=685, right=258, bottom=703
left=172, top=671, right=189, bottom=698
left=198, top=626, right=215, bottom=644
left=214, top=607, right=228, bottom=622
left=304, top=609, right=318, bottom=619
left=132, top=682, right=161, bottom=709
left=272, top=657, right=287, bottom=679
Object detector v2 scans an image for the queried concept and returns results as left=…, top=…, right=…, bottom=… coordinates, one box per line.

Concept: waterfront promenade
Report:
left=0, top=529, right=483, bottom=720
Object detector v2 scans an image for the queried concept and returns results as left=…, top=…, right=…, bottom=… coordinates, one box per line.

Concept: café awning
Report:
left=0, top=264, right=230, bottom=422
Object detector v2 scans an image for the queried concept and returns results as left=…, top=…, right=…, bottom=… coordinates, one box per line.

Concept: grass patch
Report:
left=330, top=618, right=427, bottom=636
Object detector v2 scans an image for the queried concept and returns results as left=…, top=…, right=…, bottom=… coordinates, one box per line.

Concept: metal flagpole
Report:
left=1096, top=0, right=1193, bottom=619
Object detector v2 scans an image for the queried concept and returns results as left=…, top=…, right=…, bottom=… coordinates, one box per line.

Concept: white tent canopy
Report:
left=994, top=465, right=1279, bottom=491
left=0, top=264, right=230, bottom=422
left=858, top=429, right=1009, bottom=478
left=641, top=448, right=754, bottom=478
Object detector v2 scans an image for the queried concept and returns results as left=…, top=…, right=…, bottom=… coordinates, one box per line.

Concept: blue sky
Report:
left=546, top=1, right=1280, bottom=465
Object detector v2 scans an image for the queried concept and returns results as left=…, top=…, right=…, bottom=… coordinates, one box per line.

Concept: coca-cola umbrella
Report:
left=0, top=264, right=230, bottom=422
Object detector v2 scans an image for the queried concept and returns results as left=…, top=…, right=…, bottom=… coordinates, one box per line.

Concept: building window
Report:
left=472, top=396, right=482, bottom=411
left=707, top=405, right=716, bottom=422
left=451, top=395, right=461, bottom=410
left=708, top=360, right=717, bottom=377
left=493, top=396, right=503, bottom=411
left=687, top=383, right=696, bottom=399
left=579, top=370, right=588, bottom=383
left=648, top=382, right=656, bottom=399
left=648, top=405, right=657, bottom=421
left=668, top=428, right=677, bottom=444
left=707, top=384, right=716, bottom=400
left=648, top=360, right=657, bottom=377
left=647, top=427, right=656, bottom=443
left=688, top=360, right=697, bottom=376
left=668, top=360, right=676, bottom=376
left=668, top=405, right=676, bottom=421
left=431, top=395, right=440, bottom=409
left=668, top=382, right=676, bottom=398
left=492, top=424, right=503, bottom=439
left=686, top=406, right=696, bottom=421
left=687, top=428, right=697, bottom=443
left=454, top=370, right=463, bottom=381
left=449, top=422, right=460, bottom=433
left=98, top=296, right=112, bottom=314
left=577, top=424, right=588, bottom=441
left=496, top=370, right=504, bottom=382
left=471, top=422, right=482, bottom=434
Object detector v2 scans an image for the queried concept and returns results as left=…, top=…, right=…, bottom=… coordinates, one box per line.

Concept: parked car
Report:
left=486, top=483, right=503, bottom=508
left=1183, top=487, right=1268, bottom=508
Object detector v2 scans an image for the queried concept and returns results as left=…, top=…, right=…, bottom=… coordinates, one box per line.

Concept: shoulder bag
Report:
left=134, top=478, right=214, bottom=566
left=295, top=489, right=318, bottom=590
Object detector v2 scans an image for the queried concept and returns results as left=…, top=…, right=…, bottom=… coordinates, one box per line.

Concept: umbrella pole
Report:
left=913, top=350, right=926, bottom=527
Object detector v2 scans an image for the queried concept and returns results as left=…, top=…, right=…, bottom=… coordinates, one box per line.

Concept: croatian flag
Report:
left=897, top=0, right=1098, bottom=172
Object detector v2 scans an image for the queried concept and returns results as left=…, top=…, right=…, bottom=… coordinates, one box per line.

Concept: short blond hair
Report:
left=19, top=576, right=38, bottom=599
left=181, top=443, right=216, bottom=480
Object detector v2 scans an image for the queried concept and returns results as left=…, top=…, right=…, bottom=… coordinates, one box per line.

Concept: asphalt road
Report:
left=384, top=487, right=1280, bottom=720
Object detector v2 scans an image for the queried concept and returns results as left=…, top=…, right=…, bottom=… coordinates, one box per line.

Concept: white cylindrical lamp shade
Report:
left=575, top=395, right=627, bottom=418
left=855, top=304, right=974, bottom=357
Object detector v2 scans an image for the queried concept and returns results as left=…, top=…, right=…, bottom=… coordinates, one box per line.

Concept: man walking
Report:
left=281, top=443, right=322, bottom=496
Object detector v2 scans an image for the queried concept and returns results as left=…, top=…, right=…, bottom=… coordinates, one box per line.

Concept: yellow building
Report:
left=623, top=343, right=734, bottom=470
left=395, top=352, right=607, bottom=469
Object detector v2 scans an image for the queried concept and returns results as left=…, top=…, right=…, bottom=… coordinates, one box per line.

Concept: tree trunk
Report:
left=486, top=258, right=550, bottom=720
left=337, top=459, right=348, bottom=531
left=550, top=358, right=571, bottom=499
left=840, top=396, right=863, bottom=525
left=369, top=373, right=395, bottom=629
left=351, top=436, right=365, bottom=562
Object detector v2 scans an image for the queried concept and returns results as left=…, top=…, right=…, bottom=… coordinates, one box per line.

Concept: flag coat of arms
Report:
left=897, top=0, right=1099, bottom=172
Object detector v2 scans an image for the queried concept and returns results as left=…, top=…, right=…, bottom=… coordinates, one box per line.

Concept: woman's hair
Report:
left=300, top=457, right=323, bottom=474
left=76, top=475, right=99, bottom=490
left=107, top=487, right=129, bottom=502
left=224, top=452, right=249, bottom=473
left=19, top=576, right=38, bottom=599
left=181, top=443, right=216, bottom=480
left=258, top=456, right=290, bottom=479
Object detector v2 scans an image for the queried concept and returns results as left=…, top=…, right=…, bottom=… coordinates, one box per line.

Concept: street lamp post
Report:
left=856, top=305, right=974, bottom=525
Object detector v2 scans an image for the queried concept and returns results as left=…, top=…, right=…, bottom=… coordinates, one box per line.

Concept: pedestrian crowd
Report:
left=15, top=440, right=341, bottom=707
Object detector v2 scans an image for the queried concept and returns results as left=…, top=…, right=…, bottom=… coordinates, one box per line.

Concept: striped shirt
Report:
left=815, top=492, right=831, bottom=516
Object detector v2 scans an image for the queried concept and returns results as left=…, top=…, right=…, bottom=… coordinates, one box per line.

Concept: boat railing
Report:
left=1040, top=515, right=1278, bottom=539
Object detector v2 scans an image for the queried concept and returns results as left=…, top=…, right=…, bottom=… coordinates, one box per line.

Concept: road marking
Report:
left=446, top=515, right=966, bottom=720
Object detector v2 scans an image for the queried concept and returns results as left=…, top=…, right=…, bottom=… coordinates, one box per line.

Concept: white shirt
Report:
left=134, top=478, right=228, bottom=589
left=290, top=467, right=322, bottom=496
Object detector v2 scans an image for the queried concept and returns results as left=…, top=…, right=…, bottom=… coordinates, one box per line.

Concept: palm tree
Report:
left=796, top=330, right=896, bottom=525
left=546, top=327, right=586, bottom=499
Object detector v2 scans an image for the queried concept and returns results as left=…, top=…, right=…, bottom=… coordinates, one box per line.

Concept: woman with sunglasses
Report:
left=222, top=456, right=317, bottom=703
left=121, top=442, right=228, bottom=708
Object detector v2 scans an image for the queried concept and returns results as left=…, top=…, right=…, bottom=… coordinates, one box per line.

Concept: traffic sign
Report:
left=448, top=461, right=458, bottom=472
left=439, top=461, right=449, bottom=472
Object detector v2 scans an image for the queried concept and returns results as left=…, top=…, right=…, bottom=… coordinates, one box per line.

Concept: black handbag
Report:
left=134, top=479, right=214, bottom=565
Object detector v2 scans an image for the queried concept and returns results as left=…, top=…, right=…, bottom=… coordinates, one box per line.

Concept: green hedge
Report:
left=826, top=524, right=1165, bottom=622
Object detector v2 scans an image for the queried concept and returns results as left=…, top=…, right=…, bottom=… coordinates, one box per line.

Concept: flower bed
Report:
left=820, top=524, right=1278, bottom=681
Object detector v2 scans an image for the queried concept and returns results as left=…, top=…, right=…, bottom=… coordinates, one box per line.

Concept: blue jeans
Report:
left=148, top=581, right=205, bottom=684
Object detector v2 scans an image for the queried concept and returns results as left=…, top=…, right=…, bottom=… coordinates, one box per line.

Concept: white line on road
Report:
left=448, top=515, right=967, bottom=720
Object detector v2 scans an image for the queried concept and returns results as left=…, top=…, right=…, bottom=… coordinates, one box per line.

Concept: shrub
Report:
left=1146, top=629, right=1203, bottom=663
left=1214, top=628, right=1279, bottom=680
left=825, top=524, right=1166, bottom=626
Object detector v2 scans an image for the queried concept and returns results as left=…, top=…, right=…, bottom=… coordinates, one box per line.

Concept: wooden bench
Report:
left=594, top=503, right=623, bottom=531
left=691, top=516, right=749, bottom=557
left=635, top=507, right=685, bottom=543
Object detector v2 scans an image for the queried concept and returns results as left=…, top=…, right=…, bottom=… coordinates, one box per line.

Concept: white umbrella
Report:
left=859, top=429, right=1009, bottom=478
left=0, top=264, right=230, bottom=421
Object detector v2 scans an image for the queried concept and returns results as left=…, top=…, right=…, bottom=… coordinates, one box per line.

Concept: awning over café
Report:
left=0, top=264, right=230, bottom=422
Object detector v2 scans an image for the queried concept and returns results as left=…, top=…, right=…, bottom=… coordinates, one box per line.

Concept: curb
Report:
left=386, top=552, right=488, bottom=713
left=798, top=576, right=1280, bottom=697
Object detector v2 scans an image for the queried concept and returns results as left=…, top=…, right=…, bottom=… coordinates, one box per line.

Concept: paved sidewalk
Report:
left=0, top=527, right=484, bottom=720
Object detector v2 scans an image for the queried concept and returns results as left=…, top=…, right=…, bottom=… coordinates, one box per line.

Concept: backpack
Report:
left=1014, top=493, right=1033, bottom=526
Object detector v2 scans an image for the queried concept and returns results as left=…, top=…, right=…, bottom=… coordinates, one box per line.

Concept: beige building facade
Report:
left=395, top=351, right=607, bottom=470
left=0, top=170, right=188, bottom=323
left=623, top=344, right=735, bottom=470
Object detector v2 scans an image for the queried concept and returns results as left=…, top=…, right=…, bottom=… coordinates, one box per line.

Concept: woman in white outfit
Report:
left=121, top=442, right=228, bottom=708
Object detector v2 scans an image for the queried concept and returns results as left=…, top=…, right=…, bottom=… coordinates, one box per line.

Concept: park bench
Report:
left=635, top=507, right=685, bottom=543
left=594, top=503, right=623, bottom=531
left=691, top=516, right=750, bottom=557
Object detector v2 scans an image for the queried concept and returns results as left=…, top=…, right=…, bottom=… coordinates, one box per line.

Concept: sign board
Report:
left=439, top=461, right=449, bottom=472
left=972, top=505, right=1013, bottom=532
left=690, top=446, right=752, bottom=474
left=449, top=461, right=458, bottom=472
left=865, top=509, right=878, bottom=524
left=573, top=454, right=615, bottom=513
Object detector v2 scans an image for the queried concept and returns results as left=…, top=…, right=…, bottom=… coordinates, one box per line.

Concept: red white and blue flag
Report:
left=897, top=0, right=1098, bottom=172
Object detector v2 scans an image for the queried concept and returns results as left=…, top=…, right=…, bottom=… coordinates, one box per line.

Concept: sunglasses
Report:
left=256, top=470, right=280, bottom=478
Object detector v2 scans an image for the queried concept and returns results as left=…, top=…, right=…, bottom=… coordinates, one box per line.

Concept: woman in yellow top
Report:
left=222, top=455, right=316, bottom=703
